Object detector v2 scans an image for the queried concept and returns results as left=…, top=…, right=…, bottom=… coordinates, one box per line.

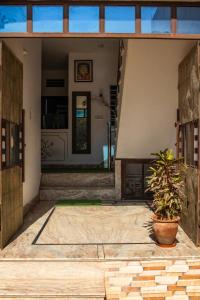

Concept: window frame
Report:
left=0, top=2, right=200, bottom=38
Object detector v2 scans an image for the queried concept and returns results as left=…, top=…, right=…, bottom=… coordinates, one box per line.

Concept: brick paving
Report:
left=105, top=259, right=200, bottom=300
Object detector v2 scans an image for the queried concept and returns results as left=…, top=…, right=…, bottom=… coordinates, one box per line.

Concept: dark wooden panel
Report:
left=121, top=159, right=153, bottom=200
left=178, top=42, right=200, bottom=245
left=0, top=42, right=23, bottom=249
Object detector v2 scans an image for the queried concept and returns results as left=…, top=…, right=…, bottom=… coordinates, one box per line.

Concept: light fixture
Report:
left=23, top=48, right=28, bottom=56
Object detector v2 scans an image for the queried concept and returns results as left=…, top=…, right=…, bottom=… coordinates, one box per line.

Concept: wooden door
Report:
left=178, top=43, right=200, bottom=245
left=0, top=42, right=23, bottom=249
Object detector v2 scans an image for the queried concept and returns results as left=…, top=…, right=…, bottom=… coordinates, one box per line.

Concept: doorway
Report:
left=41, top=38, right=119, bottom=172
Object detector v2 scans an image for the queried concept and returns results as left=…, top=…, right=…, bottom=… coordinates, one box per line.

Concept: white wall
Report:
left=116, top=39, right=195, bottom=159
left=68, top=52, right=118, bottom=165
left=3, top=38, right=42, bottom=207
left=42, top=69, right=68, bottom=97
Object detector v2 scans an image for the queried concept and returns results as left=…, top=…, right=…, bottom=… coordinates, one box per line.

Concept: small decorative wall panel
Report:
left=41, top=131, right=68, bottom=162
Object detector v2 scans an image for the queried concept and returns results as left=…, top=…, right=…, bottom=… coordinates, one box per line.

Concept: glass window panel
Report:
left=41, top=97, right=68, bottom=129
left=69, top=6, right=99, bottom=33
left=141, top=7, right=171, bottom=33
left=105, top=6, right=135, bottom=33
left=73, top=93, right=91, bottom=154
left=0, top=6, right=27, bottom=32
left=177, top=7, right=200, bottom=34
left=33, top=6, right=63, bottom=33
left=75, top=96, right=88, bottom=152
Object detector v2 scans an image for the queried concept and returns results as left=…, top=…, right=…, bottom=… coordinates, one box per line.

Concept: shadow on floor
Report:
left=7, top=201, right=55, bottom=246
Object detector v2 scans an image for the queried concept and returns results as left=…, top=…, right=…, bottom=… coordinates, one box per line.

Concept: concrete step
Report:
left=10, top=296, right=105, bottom=300
left=41, top=172, right=114, bottom=188
left=0, top=261, right=105, bottom=298
left=40, top=186, right=116, bottom=201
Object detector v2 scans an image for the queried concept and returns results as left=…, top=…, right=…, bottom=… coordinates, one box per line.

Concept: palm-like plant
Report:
left=146, top=149, right=185, bottom=220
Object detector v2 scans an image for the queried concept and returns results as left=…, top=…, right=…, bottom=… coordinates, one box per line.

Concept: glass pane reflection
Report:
left=33, top=6, right=63, bottom=33
left=177, top=7, right=200, bottom=34
left=69, top=6, right=99, bottom=33
left=75, top=96, right=88, bottom=152
left=141, top=7, right=171, bottom=33
left=105, top=6, right=135, bottom=33
left=0, top=6, right=27, bottom=32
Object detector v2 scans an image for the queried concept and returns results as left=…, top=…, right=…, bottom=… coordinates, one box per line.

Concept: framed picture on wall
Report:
left=74, top=60, right=93, bottom=82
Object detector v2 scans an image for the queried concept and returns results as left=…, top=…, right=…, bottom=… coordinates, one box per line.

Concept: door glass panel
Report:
left=33, top=6, right=63, bottom=32
left=76, top=96, right=87, bottom=152
left=69, top=6, right=99, bottom=33
left=177, top=7, right=200, bottom=34
left=105, top=6, right=135, bottom=33
left=141, top=7, right=171, bottom=33
left=73, top=93, right=91, bottom=154
left=0, top=6, right=27, bottom=32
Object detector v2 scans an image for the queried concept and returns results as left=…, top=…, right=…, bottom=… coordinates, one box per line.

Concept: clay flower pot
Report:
left=152, top=215, right=180, bottom=247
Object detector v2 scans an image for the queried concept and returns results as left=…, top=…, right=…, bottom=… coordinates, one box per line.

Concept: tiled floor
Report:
left=0, top=201, right=200, bottom=299
left=0, top=200, right=199, bottom=260
left=0, top=260, right=105, bottom=298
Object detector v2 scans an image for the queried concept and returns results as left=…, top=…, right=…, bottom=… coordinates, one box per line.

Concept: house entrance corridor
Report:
left=0, top=200, right=199, bottom=298
left=0, top=200, right=198, bottom=260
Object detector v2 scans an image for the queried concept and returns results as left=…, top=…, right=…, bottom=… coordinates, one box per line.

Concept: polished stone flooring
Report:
left=0, top=261, right=105, bottom=298
left=0, top=201, right=199, bottom=260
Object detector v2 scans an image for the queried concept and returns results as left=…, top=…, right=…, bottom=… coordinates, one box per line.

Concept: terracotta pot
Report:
left=152, top=215, right=180, bottom=246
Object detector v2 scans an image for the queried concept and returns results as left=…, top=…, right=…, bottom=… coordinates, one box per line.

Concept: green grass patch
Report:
left=55, top=199, right=102, bottom=206
left=42, top=168, right=110, bottom=174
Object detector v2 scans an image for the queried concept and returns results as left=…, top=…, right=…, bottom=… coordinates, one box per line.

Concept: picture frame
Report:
left=74, top=60, right=93, bottom=82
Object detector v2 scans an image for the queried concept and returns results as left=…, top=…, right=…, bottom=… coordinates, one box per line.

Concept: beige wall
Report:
left=3, top=38, right=42, bottom=206
left=116, top=39, right=195, bottom=159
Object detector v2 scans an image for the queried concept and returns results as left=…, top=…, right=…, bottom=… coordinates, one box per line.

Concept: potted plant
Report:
left=146, top=149, right=185, bottom=247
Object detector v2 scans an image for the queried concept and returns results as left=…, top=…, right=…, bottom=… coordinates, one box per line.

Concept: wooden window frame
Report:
left=0, top=1, right=200, bottom=39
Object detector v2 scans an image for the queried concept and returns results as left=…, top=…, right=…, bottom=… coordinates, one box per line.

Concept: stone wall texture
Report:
left=105, top=259, right=200, bottom=300
left=181, top=167, right=199, bottom=245
left=178, top=43, right=200, bottom=245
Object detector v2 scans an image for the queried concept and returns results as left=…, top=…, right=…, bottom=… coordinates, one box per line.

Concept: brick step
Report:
left=41, top=172, right=114, bottom=188
left=105, top=260, right=200, bottom=300
left=0, top=261, right=105, bottom=298
left=40, top=186, right=116, bottom=201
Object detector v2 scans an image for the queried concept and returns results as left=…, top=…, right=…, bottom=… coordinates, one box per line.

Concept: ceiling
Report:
left=42, top=38, right=119, bottom=70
